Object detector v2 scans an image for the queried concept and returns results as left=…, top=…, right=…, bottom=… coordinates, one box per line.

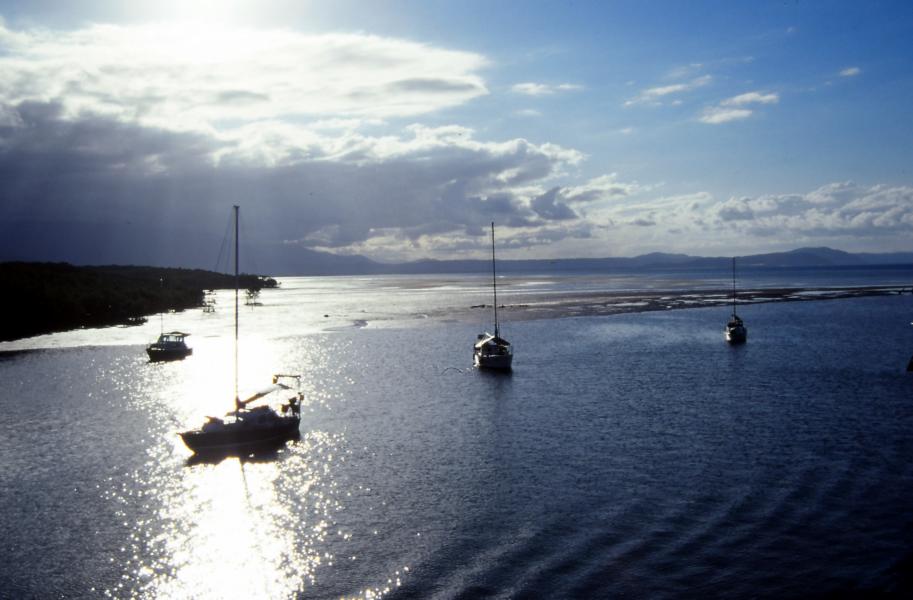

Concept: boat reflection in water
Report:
left=184, top=431, right=301, bottom=466
left=147, top=429, right=345, bottom=599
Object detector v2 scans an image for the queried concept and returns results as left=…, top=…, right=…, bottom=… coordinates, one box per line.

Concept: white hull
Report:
left=476, top=223, right=512, bottom=371
left=725, top=325, right=747, bottom=344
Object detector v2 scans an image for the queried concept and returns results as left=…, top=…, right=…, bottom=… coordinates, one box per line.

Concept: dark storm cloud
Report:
left=530, top=187, right=577, bottom=220
left=0, top=101, right=589, bottom=264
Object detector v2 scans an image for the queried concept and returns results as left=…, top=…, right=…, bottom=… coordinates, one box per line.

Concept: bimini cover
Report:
left=475, top=333, right=510, bottom=349
left=237, top=382, right=291, bottom=408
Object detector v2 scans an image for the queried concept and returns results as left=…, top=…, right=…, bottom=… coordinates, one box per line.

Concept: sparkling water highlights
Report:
left=2, top=273, right=913, bottom=598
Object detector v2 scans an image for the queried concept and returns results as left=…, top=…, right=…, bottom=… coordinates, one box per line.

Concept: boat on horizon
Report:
left=474, top=222, right=513, bottom=371
left=179, top=205, right=300, bottom=454
left=725, top=257, right=747, bottom=344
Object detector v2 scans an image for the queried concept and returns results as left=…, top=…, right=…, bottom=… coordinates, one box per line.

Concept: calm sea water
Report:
left=2, top=272, right=913, bottom=598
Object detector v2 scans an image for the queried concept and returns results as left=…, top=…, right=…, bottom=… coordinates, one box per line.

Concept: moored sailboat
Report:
left=474, top=222, right=513, bottom=370
left=725, top=257, right=747, bottom=344
left=179, top=205, right=300, bottom=454
left=180, top=375, right=302, bottom=453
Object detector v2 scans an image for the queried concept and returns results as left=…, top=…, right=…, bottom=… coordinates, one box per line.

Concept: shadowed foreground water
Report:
left=2, top=292, right=913, bottom=598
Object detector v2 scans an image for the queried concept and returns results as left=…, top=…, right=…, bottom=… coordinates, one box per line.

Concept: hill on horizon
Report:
left=6, top=246, right=913, bottom=276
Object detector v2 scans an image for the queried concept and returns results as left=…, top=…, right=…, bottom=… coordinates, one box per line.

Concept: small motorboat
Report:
left=146, top=331, right=192, bottom=361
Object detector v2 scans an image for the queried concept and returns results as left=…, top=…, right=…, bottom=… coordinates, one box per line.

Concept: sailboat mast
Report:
left=491, top=222, right=499, bottom=338
left=159, top=277, right=164, bottom=335
left=731, top=256, right=737, bottom=316
left=234, top=205, right=239, bottom=404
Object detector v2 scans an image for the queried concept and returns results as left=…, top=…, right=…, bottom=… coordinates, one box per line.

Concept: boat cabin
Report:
left=153, top=331, right=190, bottom=347
left=147, top=331, right=192, bottom=361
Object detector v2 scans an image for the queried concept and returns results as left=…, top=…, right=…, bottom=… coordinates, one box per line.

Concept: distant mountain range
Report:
left=261, top=245, right=913, bottom=275
left=3, top=221, right=912, bottom=276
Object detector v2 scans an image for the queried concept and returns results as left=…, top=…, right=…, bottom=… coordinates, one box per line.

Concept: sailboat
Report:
left=146, top=279, right=192, bottom=361
left=179, top=206, right=301, bottom=454
left=474, top=222, right=513, bottom=370
left=725, top=257, right=747, bottom=344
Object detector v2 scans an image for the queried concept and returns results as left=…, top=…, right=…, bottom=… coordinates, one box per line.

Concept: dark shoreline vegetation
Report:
left=0, top=262, right=278, bottom=342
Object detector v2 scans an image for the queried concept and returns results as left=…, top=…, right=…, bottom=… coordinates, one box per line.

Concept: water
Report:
left=2, top=273, right=913, bottom=598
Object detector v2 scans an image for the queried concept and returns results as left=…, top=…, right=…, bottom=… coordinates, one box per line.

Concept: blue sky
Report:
left=1, top=1, right=911, bottom=266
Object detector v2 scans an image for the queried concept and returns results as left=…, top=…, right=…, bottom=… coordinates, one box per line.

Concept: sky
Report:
left=1, top=0, right=912, bottom=268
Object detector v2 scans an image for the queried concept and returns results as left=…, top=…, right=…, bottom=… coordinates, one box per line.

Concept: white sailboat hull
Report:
left=475, top=222, right=513, bottom=371
left=474, top=331, right=512, bottom=371
left=725, top=325, right=747, bottom=344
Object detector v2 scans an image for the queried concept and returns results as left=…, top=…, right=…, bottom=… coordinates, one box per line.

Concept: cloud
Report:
left=699, top=107, right=753, bottom=124
left=530, top=187, right=578, bottom=220
left=0, top=22, right=489, bottom=132
left=0, top=20, right=614, bottom=262
left=700, top=90, right=778, bottom=124
left=716, top=198, right=756, bottom=221
left=839, top=66, right=861, bottom=77
left=0, top=99, right=610, bottom=262
left=721, top=92, right=779, bottom=106
left=708, top=182, right=913, bottom=238
left=551, top=182, right=913, bottom=257
left=665, top=63, right=704, bottom=80
left=625, top=75, right=711, bottom=107
left=562, top=174, right=646, bottom=204
left=511, top=82, right=583, bottom=96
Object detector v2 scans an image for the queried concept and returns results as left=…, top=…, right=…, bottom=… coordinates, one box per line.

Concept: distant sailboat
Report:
left=725, top=257, right=747, bottom=344
left=179, top=205, right=301, bottom=454
left=474, top=222, right=513, bottom=370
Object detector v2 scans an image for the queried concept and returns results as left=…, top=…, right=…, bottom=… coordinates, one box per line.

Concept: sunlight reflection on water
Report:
left=91, top=332, right=378, bottom=599
left=102, top=430, right=347, bottom=599
left=5, top=276, right=913, bottom=599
